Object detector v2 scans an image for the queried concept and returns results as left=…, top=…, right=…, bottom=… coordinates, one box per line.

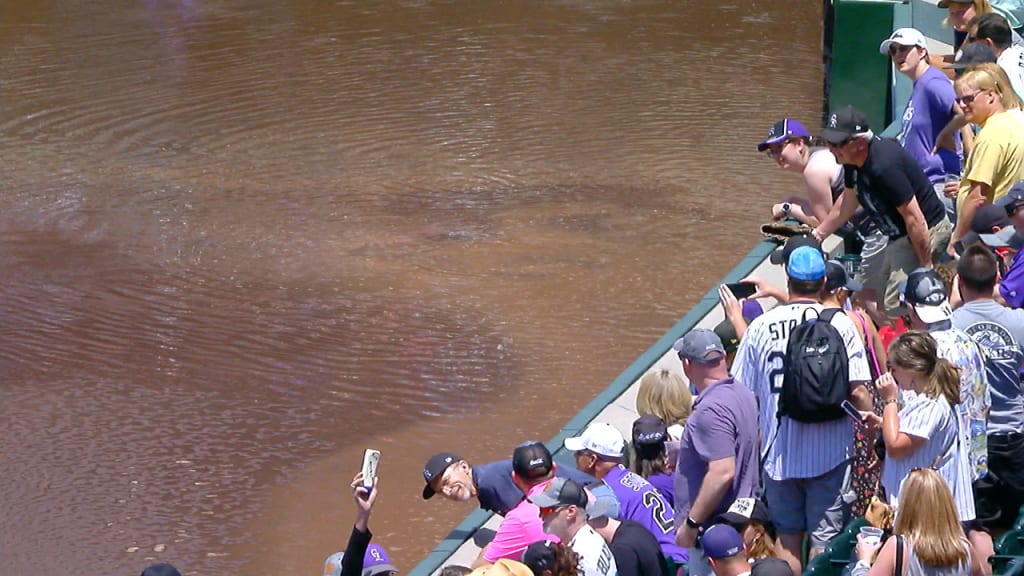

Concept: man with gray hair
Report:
left=673, top=328, right=759, bottom=576
left=812, top=106, right=951, bottom=319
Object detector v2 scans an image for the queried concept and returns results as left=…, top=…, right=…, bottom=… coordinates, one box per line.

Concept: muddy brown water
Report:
left=0, top=1, right=824, bottom=574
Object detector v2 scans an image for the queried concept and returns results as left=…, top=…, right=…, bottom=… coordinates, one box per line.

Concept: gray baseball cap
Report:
left=673, top=328, right=726, bottom=363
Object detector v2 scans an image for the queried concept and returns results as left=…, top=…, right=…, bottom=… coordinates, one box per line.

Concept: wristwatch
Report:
left=685, top=516, right=701, bottom=529
left=782, top=202, right=791, bottom=215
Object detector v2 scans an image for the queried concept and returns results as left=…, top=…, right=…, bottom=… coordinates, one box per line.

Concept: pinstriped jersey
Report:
left=732, top=302, right=871, bottom=480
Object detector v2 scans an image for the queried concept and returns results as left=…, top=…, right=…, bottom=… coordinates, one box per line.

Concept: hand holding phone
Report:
left=725, top=282, right=757, bottom=300
left=840, top=400, right=866, bottom=425
left=361, top=449, right=381, bottom=492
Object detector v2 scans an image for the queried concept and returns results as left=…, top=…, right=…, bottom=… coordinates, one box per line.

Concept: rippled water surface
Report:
left=0, top=1, right=824, bottom=574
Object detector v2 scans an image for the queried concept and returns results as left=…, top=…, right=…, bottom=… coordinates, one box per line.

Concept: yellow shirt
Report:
left=957, top=111, right=1024, bottom=213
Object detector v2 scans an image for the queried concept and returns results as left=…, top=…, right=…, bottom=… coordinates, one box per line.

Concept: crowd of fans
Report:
left=144, top=5, right=1024, bottom=576
left=317, top=6, right=1024, bottom=576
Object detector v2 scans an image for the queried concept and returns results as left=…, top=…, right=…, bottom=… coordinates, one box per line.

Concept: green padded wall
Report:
left=829, top=0, right=904, bottom=130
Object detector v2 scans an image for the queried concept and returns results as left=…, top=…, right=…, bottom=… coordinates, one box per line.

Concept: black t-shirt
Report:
left=843, top=137, right=947, bottom=239
left=609, top=520, right=669, bottom=576
left=751, top=557, right=794, bottom=576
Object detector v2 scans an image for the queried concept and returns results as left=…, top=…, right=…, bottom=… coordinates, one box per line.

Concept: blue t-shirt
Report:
left=897, top=66, right=961, bottom=182
left=952, top=300, right=1024, bottom=434
left=474, top=460, right=595, bottom=516
left=603, top=465, right=688, bottom=563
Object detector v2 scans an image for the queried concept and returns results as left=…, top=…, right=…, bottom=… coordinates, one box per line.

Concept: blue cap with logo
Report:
left=701, top=523, right=745, bottom=559
left=787, top=246, right=826, bottom=281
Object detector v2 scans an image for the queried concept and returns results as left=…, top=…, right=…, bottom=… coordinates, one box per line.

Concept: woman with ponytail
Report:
left=866, top=331, right=976, bottom=522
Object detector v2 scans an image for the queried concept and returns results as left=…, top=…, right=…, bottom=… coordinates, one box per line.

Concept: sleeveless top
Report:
left=810, top=148, right=879, bottom=237
left=903, top=536, right=971, bottom=576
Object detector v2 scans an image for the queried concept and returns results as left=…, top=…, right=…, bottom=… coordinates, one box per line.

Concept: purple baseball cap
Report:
left=323, top=544, right=398, bottom=576
left=757, top=119, right=811, bottom=151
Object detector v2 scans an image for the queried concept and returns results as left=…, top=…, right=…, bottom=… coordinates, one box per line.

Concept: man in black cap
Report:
left=470, top=442, right=564, bottom=567
left=421, top=450, right=594, bottom=516
left=812, top=106, right=951, bottom=321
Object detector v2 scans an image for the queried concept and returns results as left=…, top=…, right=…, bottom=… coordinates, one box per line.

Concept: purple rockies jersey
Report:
left=603, top=465, right=688, bottom=563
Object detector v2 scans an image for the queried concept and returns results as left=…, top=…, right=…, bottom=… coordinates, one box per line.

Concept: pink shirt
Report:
left=482, top=482, right=560, bottom=562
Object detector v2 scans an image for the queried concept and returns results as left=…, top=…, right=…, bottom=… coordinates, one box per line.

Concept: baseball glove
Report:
left=761, top=221, right=814, bottom=243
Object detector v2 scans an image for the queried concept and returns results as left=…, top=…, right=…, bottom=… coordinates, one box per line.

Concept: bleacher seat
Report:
left=825, top=517, right=869, bottom=564
left=804, top=552, right=836, bottom=576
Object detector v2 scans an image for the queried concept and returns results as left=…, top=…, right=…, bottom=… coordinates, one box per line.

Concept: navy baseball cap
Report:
left=994, top=181, right=1024, bottom=214
left=701, top=523, right=745, bottom=559
left=757, top=119, right=811, bottom=151
left=421, top=452, right=461, bottom=499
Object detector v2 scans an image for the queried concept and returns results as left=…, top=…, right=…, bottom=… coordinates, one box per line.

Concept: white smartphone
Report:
left=840, top=400, right=866, bottom=425
left=361, top=449, right=381, bottom=490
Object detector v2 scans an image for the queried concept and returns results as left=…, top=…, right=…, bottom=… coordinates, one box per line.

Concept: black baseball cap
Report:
left=963, top=203, right=1012, bottom=246
left=825, top=260, right=863, bottom=293
left=522, top=540, right=558, bottom=576
left=819, top=107, right=870, bottom=145
left=512, top=441, right=554, bottom=481
left=421, top=452, right=461, bottom=499
left=949, top=42, right=998, bottom=70
left=769, top=234, right=822, bottom=265
left=632, top=414, right=668, bottom=446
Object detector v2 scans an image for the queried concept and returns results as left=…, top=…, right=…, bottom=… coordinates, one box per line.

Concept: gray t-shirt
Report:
left=673, top=378, right=760, bottom=523
left=951, top=300, right=1024, bottom=434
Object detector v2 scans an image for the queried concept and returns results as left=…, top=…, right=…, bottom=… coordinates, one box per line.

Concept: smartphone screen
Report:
left=840, top=400, right=865, bottom=424
left=725, top=282, right=757, bottom=299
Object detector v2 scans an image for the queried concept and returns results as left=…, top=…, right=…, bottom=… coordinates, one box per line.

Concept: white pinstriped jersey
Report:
left=881, top=392, right=976, bottom=521
left=732, top=303, right=871, bottom=480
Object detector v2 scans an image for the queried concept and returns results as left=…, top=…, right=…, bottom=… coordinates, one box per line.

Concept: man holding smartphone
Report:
left=323, top=471, right=399, bottom=576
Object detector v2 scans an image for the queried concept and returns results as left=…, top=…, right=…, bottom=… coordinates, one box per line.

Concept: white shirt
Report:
left=570, top=524, right=618, bottom=576
left=998, top=44, right=1024, bottom=101
left=732, top=303, right=871, bottom=480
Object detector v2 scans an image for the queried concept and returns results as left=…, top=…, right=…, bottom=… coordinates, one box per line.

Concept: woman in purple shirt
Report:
left=625, top=414, right=675, bottom=509
left=880, top=28, right=965, bottom=222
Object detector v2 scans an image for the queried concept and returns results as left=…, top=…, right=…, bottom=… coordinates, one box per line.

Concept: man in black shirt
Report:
left=812, top=106, right=952, bottom=318
left=587, top=488, right=669, bottom=576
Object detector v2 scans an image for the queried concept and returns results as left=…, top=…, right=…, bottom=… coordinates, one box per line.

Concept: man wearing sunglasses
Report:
left=813, top=106, right=952, bottom=321
left=529, top=478, right=618, bottom=576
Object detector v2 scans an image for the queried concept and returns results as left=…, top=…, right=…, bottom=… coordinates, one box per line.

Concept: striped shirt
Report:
left=732, top=303, right=871, bottom=480
left=881, top=392, right=976, bottom=521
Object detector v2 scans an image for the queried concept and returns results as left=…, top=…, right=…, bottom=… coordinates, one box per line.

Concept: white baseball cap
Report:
left=564, top=422, right=625, bottom=459
left=879, top=28, right=927, bottom=53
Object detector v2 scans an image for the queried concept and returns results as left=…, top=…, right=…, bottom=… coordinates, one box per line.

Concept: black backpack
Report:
left=778, top=307, right=849, bottom=423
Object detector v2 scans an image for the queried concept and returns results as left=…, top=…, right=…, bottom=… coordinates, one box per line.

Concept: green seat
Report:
left=804, top=553, right=836, bottom=576
left=1014, top=504, right=1024, bottom=531
left=995, top=530, right=1024, bottom=557
left=991, top=555, right=1024, bottom=575
left=825, top=517, right=870, bottom=563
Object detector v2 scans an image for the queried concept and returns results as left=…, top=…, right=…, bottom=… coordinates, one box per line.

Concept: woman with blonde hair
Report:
left=635, top=369, right=692, bottom=431
left=866, top=331, right=975, bottom=523
left=946, top=64, right=1024, bottom=257
left=938, top=0, right=1023, bottom=58
left=851, top=468, right=985, bottom=576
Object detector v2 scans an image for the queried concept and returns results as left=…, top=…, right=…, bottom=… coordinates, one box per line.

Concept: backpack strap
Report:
left=894, top=534, right=904, bottom=576
left=852, top=309, right=883, bottom=378
left=818, top=307, right=844, bottom=324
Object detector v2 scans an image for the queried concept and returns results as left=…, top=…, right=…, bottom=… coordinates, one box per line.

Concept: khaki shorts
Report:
left=882, top=218, right=953, bottom=317
left=856, top=231, right=888, bottom=296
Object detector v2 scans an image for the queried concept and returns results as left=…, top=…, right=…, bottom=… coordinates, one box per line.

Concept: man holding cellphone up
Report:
left=322, top=471, right=400, bottom=576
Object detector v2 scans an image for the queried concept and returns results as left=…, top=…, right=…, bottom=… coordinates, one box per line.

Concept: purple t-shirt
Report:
left=896, top=65, right=962, bottom=182
left=603, top=465, right=688, bottom=562
left=673, top=377, right=760, bottom=524
left=1000, top=249, right=1024, bottom=309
